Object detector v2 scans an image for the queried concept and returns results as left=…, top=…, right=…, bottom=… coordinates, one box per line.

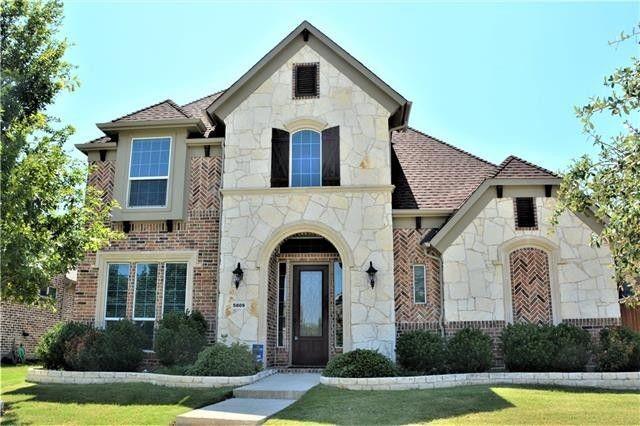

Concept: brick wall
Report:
left=1, top=274, right=76, bottom=359
left=73, top=155, right=222, bottom=341
left=509, top=247, right=553, bottom=324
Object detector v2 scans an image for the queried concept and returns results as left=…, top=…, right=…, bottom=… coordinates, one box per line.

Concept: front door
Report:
left=292, top=265, right=328, bottom=366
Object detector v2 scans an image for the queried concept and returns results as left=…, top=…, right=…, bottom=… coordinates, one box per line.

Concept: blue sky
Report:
left=50, top=1, right=639, bottom=171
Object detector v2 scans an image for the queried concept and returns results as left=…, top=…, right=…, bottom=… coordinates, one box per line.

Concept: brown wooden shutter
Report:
left=271, top=128, right=290, bottom=187
left=322, top=126, right=340, bottom=186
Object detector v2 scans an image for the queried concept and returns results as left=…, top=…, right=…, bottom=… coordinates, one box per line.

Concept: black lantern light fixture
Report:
left=366, top=261, right=378, bottom=289
left=232, top=262, right=244, bottom=289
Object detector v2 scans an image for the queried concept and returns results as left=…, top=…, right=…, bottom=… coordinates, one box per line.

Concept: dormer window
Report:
left=291, top=130, right=321, bottom=187
left=293, top=63, right=319, bottom=98
left=128, top=137, right=171, bottom=208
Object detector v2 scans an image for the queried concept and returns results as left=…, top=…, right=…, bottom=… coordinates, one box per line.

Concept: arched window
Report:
left=290, top=130, right=321, bottom=187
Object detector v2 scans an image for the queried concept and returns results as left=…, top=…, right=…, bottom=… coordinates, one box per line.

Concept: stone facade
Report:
left=1, top=274, right=76, bottom=359
left=442, top=197, right=619, bottom=323
left=218, top=43, right=397, bottom=357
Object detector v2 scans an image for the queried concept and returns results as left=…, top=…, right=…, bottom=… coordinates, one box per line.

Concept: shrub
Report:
left=35, top=322, right=93, bottom=369
left=501, top=323, right=555, bottom=372
left=323, top=349, right=396, bottom=378
left=396, top=331, right=447, bottom=374
left=447, top=328, right=493, bottom=373
left=63, top=329, right=101, bottom=371
left=155, top=311, right=208, bottom=366
left=550, top=323, right=591, bottom=372
left=91, top=320, right=147, bottom=372
left=596, top=326, right=640, bottom=372
left=188, top=343, right=258, bottom=376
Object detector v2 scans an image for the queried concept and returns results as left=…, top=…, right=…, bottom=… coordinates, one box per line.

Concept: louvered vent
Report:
left=293, top=63, right=319, bottom=98
left=515, top=197, right=537, bottom=228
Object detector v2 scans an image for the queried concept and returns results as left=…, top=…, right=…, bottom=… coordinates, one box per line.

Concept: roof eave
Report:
left=75, top=141, right=117, bottom=155
left=97, top=118, right=206, bottom=133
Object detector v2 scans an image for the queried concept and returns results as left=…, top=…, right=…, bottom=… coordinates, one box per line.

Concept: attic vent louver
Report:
left=293, top=63, right=319, bottom=98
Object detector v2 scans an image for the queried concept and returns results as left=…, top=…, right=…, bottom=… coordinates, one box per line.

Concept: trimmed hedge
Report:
left=550, top=323, right=591, bottom=372
left=596, top=326, right=640, bottom=372
left=36, top=322, right=93, bottom=370
left=187, top=343, right=259, bottom=376
left=447, top=328, right=493, bottom=373
left=396, top=330, right=447, bottom=374
left=93, top=320, right=147, bottom=371
left=323, top=349, right=396, bottom=378
left=155, top=311, right=208, bottom=366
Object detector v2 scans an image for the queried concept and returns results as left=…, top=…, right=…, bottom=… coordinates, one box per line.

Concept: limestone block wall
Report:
left=442, top=197, right=619, bottom=322
left=217, top=190, right=396, bottom=357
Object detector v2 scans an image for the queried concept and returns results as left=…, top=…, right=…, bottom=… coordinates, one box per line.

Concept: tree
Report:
left=553, top=24, right=640, bottom=304
left=1, top=0, right=121, bottom=305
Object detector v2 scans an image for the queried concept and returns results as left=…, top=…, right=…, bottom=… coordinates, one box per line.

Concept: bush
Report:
left=396, top=331, right=447, bottom=374
left=155, top=311, right=208, bottom=366
left=447, top=328, right=493, bottom=373
left=323, top=349, right=396, bottom=378
left=63, top=329, right=101, bottom=371
left=596, top=326, right=640, bottom=372
left=35, top=322, right=93, bottom=369
left=501, top=323, right=555, bottom=372
left=93, top=320, right=147, bottom=372
left=550, top=323, right=591, bottom=372
left=188, top=343, right=258, bottom=376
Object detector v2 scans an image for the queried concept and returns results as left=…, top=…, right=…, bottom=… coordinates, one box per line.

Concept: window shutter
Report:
left=271, top=128, right=290, bottom=187
left=322, top=126, right=340, bottom=186
left=515, top=197, right=536, bottom=228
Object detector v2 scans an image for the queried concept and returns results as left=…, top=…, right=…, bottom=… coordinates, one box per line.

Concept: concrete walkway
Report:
left=175, top=373, right=320, bottom=425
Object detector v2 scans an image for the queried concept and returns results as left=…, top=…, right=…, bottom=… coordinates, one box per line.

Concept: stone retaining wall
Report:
left=27, top=368, right=275, bottom=388
left=321, top=371, right=639, bottom=391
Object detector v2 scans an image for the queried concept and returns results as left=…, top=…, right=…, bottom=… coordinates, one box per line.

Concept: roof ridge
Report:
left=405, top=126, right=498, bottom=169
left=181, top=90, right=225, bottom=109
left=494, top=154, right=558, bottom=178
left=165, top=99, right=191, bottom=119
left=111, top=98, right=182, bottom=122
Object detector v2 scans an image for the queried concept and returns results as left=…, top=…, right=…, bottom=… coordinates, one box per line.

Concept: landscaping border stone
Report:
left=320, top=372, right=640, bottom=391
left=26, top=367, right=275, bottom=388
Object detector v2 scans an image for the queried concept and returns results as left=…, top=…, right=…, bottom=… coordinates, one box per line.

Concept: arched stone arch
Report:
left=256, top=220, right=354, bottom=352
left=499, top=236, right=561, bottom=325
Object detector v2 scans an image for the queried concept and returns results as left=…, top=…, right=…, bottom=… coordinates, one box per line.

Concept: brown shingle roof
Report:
left=180, top=91, right=225, bottom=136
left=493, top=155, right=558, bottom=179
left=392, top=128, right=497, bottom=209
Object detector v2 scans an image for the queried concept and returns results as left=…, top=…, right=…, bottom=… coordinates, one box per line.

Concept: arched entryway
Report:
left=257, top=222, right=353, bottom=367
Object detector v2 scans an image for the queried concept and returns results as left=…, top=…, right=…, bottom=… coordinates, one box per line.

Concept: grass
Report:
left=0, top=364, right=231, bottom=425
left=267, top=384, right=640, bottom=425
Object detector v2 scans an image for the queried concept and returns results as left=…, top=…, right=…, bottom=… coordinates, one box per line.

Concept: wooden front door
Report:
left=292, top=265, right=328, bottom=366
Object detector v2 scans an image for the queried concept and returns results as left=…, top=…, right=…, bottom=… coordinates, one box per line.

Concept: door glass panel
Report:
left=300, top=270, right=323, bottom=336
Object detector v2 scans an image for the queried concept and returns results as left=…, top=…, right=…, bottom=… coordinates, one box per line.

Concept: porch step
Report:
left=175, top=398, right=296, bottom=426
left=233, top=373, right=320, bottom=399
left=175, top=373, right=320, bottom=425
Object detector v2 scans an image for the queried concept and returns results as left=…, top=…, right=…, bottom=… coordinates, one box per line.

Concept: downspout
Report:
left=423, top=244, right=445, bottom=338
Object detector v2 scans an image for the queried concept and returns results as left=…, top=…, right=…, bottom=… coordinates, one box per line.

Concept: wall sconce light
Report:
left=366, top=261, right=378, bottom=289
left=232, top=262, right=244, bottom=289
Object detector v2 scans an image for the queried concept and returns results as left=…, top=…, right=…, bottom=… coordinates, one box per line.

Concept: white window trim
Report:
left=412, top=264, right=427, bottom=305
left=104, top=262, right=130, bottom=322
left=126, top=136, right=172, bottom=209
left=161, top=262, right=192, bottom=316
left=95, top=250, right=197, bottom=328
left=132, top=263, right=159, bottom=322
left=289, top=129, right=322, bottom=188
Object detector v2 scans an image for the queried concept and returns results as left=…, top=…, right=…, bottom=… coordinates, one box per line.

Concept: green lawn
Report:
left=0, top=365, right=231, bottom=425
left=267, top=384, right=640, bottom=425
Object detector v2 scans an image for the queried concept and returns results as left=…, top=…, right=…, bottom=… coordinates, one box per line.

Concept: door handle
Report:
left=294, top=336, right=299, bottom=341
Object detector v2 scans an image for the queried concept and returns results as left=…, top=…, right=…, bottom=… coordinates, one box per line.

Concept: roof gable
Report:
left=206, top=21, right=410, bottom=129
left=494, top=155, right=558, bottom=179
left=111, top=99, right=191, bottom=122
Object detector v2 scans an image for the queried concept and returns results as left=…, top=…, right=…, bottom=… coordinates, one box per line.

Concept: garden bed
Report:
left=320, top=371, right=640, bottom=391
left=26, top=367, right=275, bottom=388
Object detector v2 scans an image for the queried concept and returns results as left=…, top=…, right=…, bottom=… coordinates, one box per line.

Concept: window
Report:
left=515, top=197, right=537, bottom=229
left=163, top=263, right=187, bottom=315
left=277, top=263, right=286, bottom=347
left=413, top=265, right=426, bottom=304
left=334, top=261, right=343, bottom=348
left=105, top=263, right=129, bottom=321
left=291, top=130, right=321, bottom=187
left=39, top=286, right=57, bottom=300
left=293, top=63, right=319, bottom=98
left=128, top=137, right=171, bottom=207
left=133, top=263, right=158, bottom=347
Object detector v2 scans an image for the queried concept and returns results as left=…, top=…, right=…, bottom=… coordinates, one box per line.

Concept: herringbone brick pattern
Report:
left=88, top=160, right=115, bottom=203
left=509, top=247, right=552, bottom=324
left=393, top=229, right=441, bottom=323
left=188, top=156, right=221, bottom=215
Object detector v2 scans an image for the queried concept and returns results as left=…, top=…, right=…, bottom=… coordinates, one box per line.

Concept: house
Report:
left=73, top=21, right=620, bottom=367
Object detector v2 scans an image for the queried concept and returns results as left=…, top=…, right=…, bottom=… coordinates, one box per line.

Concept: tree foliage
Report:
left=1, top=0, right=121, bottom=304
left=553, top=24, right=640, bottom=304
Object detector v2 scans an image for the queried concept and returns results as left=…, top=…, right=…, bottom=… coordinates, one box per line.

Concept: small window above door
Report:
left=293, top=63, right=319, bottom=98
